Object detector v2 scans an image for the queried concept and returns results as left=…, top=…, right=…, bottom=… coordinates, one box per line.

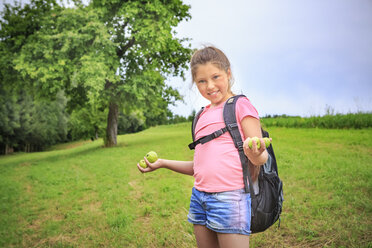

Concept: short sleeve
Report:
left=236, top=97, right=260, bottom=122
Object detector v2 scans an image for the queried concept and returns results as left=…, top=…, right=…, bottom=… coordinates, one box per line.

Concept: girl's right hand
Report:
left=137, top=157, right=163, bottom=173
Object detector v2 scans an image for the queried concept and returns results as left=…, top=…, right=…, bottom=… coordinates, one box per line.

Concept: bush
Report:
left=118, top=112, right=146, bottom=134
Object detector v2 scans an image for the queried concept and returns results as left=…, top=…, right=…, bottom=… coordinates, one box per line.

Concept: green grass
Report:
left=1, top=123, right=371, bottom=247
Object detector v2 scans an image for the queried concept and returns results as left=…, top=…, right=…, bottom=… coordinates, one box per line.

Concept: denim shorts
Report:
left=187, top=187, right=251, bottom=235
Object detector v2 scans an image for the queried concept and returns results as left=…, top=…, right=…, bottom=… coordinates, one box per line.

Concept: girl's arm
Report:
left=137, top=158, right=194, bottom=176
left=241, top=116, right=269, bottom=166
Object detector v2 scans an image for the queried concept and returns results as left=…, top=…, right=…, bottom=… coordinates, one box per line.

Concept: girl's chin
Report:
left=205, top=92, right=232, bottom=106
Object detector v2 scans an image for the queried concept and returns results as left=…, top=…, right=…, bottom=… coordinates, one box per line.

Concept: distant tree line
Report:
left=0, top=88, right=68, bottom=154
left=0, top=85, right=195, bottom=154
left=261, top=112, right=372, bottom=129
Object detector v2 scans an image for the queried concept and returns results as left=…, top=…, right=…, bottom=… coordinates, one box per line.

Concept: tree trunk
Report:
left=105, top=102, right=119, bottom=147
left=95, top=127, right=99, bottom=140
left=5, top=144, right=14, bottom=155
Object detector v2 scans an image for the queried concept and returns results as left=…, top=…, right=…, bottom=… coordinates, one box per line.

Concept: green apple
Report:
left=146, top=151, right=158, bottom=163
left=255, top=137, right=261, bottom=149
left=139, top=159, right=147, bottom=168
left=248, top=137, right=254, bottom=149
left=248, top=137, right=260, bottom=149
left=263, top=137, right=271, bottom=148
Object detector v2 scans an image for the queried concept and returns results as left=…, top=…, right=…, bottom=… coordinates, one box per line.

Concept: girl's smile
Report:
left=195, top=62, right=233, bottom=107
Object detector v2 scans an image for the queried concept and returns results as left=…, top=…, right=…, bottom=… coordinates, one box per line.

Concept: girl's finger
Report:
left=137, top=161, right=152, bottom=173
left=143, top=157, right=154, bottom=169
left=137, top=163, right=145, bottom=173
left=259, top=139, right=266, bottom=151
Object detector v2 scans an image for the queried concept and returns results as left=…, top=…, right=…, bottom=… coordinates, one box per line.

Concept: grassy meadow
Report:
left=0, top=123, right=371, bottom=247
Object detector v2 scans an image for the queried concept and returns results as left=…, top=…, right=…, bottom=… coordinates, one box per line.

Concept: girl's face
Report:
left=194, top=62, right=233, bottom=107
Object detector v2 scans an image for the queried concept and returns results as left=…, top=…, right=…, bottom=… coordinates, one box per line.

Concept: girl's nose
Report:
left=206, top=81, right=214, bottom=89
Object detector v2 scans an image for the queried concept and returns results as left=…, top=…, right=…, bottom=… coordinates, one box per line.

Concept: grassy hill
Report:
left=0, top=123, right=371, bottom=247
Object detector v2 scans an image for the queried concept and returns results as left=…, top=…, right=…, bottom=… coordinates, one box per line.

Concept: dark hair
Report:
left=190, top=46, right=234, bottom=90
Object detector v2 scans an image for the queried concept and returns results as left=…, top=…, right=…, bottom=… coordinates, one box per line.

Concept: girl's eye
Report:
left=198, top=80, right=206, bottom=84
left=213, top=75, right=219, bottom=79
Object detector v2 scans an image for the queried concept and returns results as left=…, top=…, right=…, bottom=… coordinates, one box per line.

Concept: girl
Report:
left=137, top=46, right=269, bottom=248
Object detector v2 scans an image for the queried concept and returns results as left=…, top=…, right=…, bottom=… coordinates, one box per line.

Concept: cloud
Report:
left=2, top=0, right=371, bottom=116
left=170, top=0, right=372, bottom=117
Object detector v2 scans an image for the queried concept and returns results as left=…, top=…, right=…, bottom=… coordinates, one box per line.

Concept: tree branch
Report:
left=117, top=36, right=135, bottom=57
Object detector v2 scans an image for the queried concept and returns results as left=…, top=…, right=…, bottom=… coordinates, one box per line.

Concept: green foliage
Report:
left=25, top=92, right=68, bottom=151
left=14, top=6, right=118, bottom=104
left=0, top=0, right=61, bottom=91
left=67, top=103, right=107, bottom=141
left=0, top=87, right=20, bottom=150
left=167, top=114, right=188, bottom=125
left=0, top=1, right=72, bottom=152
left=2, top=0, right=193, bottom=147
left=118, top=111, right=145, bottom=134
left=0, top=124, right=371, bottom=247
left=0, top=87, right=68, bottom=154
left=261, top=112, right=372, bottom=129
left=165, top=109, right=195, bottom=125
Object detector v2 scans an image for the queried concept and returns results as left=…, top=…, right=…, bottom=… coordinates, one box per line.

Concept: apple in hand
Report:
left=146, top=151, right=158, bottom=163
left=248, top=137, right=261, bottom=149
left=139, top=159, right=147, bottom=168
left=263, top=137, right=271, bottom=148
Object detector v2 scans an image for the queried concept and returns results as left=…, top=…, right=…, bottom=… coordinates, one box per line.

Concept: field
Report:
left=0, top=123, right=371, bottom=247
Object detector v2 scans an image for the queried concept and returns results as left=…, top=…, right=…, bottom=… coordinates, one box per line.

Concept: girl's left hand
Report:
left=243, top=137, right=269, bottom=164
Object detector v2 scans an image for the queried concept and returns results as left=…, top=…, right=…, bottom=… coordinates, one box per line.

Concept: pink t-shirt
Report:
left=193, top=97, right=259, bottom=192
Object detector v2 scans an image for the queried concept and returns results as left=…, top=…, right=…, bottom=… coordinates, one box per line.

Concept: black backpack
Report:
left=188, top=95, right=284, bottom=234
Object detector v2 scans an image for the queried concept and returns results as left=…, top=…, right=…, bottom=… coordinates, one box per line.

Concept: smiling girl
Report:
left=137, top=46, right=269, bottom=248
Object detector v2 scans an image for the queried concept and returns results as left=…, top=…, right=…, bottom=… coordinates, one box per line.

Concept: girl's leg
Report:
left=217, top=233, right=250, bottom=248
left=194, top=224, right=220, bottom=248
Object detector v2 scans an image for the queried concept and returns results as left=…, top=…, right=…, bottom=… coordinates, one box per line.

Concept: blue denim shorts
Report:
left=187, top=187, right=251, bottom=235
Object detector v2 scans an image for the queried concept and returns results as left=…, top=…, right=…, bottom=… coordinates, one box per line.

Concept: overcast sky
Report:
left=2, top=0, right=372, bottom=117
left=169, top=0, right=372, bottom=117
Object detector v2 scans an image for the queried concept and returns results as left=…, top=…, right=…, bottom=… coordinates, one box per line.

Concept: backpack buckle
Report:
left=227, top=97, right=235, bottom=104
left=237, top=141, right=244, bottom=151
left=213, top=129, right=224, bottom=138
left=227, top=123, right=238, bottom=131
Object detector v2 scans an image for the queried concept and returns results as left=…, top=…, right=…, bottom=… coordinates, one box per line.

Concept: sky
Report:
left=168, top=0, right=372, bottom=117
left=1, top=0, right=372, bottom=117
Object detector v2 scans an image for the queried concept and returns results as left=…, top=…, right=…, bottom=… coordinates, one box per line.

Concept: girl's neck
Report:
left=208, top=93, right=234, bottom=109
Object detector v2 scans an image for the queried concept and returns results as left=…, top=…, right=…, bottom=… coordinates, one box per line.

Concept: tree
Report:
left=11, top=0, right=192, bottom=147
left=0, top=0, right=64, bottom=153
left=0, top=87, right=20, bottom=154
left=22, top=91, right=68, bottom=152
left=0, top=86, right=68, bottom=154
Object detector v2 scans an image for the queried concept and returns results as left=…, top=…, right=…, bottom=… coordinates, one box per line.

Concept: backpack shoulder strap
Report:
left=223, top=95, right=255, bottom=195
left=190, top=107, right=204, bottom=143
left=188, top=107, right=230, bottom=150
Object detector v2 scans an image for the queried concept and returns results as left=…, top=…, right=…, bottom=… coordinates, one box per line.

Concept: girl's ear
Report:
left=227, top=68, right=231, bottom=78
left=227, top=68, right=234, bottom=94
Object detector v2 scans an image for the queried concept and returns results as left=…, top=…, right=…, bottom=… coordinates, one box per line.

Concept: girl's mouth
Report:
left=208, top=91, right=219, bottom=96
